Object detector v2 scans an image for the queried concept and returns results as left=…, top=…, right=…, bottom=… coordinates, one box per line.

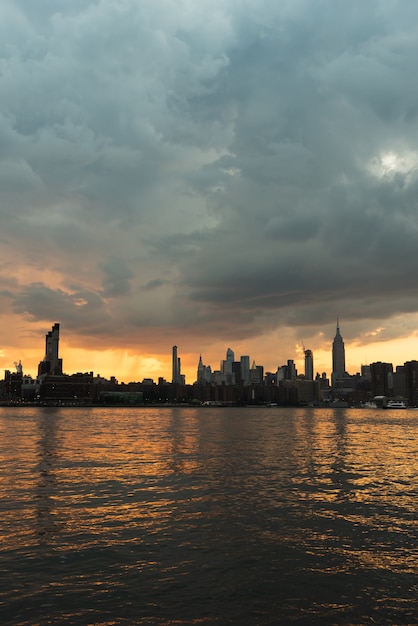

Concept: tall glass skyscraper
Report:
left=240, top=355, right=250, bottom=385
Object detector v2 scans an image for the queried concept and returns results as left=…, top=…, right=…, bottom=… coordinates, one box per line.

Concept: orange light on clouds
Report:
left=2, top=318, right=418, bottom=385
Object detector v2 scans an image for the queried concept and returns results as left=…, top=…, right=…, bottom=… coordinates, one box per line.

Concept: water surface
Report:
left=0, top=406, right=417, bottom=624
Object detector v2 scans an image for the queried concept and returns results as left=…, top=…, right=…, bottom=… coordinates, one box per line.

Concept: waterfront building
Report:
left=370, top=361, right=393, bottom=397
left=22, top=375, right=38, bottom=401
left=3, top=369, right=22, bottom=398
left=392, top=365, right=406, bottom=399
left=403, top=360, right=418, bottom=406
left=39, top=372, right=96, bottom=403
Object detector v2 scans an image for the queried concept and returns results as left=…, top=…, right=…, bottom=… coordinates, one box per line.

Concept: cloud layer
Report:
left=2, top=0, right=418, bottom=375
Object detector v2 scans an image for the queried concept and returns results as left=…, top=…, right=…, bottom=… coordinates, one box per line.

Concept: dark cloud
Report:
left=12, top=283, right=110, bottom=332
left=144, top=279, right=169, bottom=290
left=2, top=0, right=418, bottom=364
left=100, top=259, right=134, bottom=297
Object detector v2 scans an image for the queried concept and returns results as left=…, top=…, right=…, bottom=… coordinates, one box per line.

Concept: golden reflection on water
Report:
left=0, top=408, right=416, bottom=540
left=0, top=406, right=417, bottom=625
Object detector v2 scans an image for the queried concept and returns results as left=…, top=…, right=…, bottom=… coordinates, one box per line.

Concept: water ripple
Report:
left=0, top=406, right=417, bottom=625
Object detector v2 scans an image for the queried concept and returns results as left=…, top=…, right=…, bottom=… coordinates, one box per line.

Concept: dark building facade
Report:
left=3, top=370, right=23, bottom=399
left=304, top=349, right=314, bottom=381
left=332, top=321, right=346, bottom=385
left=403, top=360, right=418, bottom=407
left=38, top=323, right=63, bottom=376
left=370, top=361, right=393, bottom=397
left=38, top=373, right=95, bottom=403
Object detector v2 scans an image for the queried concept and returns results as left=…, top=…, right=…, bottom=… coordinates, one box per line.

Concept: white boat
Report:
left=385, top=400, right=407, bottom=409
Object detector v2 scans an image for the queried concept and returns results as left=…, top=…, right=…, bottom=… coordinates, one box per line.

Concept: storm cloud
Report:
left=2, top=0, right=418, bottom=374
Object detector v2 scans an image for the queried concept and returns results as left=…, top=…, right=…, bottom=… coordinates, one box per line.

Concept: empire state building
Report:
left=332, top=320, right=346, bottom=384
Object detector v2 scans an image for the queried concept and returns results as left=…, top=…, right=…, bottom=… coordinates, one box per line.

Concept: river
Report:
left=0, top=406, right=417, bottom=625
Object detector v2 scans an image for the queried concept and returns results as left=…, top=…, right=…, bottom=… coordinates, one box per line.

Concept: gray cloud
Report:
left=2, top=0, right=418, bottom=364
left=12, top=283, right=110, bottom=330
left=100, top=258, right=134, bottom=297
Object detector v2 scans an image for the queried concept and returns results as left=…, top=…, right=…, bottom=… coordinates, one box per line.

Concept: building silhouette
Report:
left=370, top=361, right=393, bottom=397
left=332, top=319, right=345, bottom=385
left=240, top=356, right=250, bottom=385
left=197, top=355, right=211, bottom=384
left=38, top=323, right=63, bottom=376
left=172, top=345, right=183, bottom=384
left=1, top=319, right=414, bottom=407
left=304, top=349, right=314, bottom=380
left=403, top=361, right=418, bottom=406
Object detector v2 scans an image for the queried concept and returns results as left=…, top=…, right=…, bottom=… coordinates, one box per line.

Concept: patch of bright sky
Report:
left=369, top=149, right=418, bottom=179
left=60, top=347, right=168, bottom=383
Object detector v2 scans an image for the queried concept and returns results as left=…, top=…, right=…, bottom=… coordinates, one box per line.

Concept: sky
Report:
left=2, top=0, right=418, bottom=383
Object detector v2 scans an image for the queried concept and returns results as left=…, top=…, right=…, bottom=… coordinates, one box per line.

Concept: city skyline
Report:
left=2, top=2, right=418, bottom=383
left=2, top=319, right=417, bottom=387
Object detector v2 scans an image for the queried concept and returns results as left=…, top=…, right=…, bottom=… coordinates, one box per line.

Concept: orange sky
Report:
left=3, top=319, right=418, bottom=385
left=3, top=3, right=418, bottom=388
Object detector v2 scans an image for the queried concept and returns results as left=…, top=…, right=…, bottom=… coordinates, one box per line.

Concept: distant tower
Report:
left=240, top=355, right=250, bottom=385
left=222, top=347, right=235, bottom=377
left=287, top=359, right=296, bottom=381
left=304, top=349, right=314, bottom=380
left=38, top=323, right=63, bottom=376
left=247, top=360, right=264, bottom=384
left=197, top=355, right=207, bottom=384
left=332, top=319, right=346, bottom=384
left=172, top=346, right=180, bottom=384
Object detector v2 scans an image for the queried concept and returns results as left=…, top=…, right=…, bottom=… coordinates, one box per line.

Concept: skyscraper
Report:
left=240, top=355, right=250, bottom=385
left=304, top=349, right=314, bottom=380
left=172, top=345, right=182, bottom=384
left=38, top=323, right=63, bottom=376
left=221, top=347, right=234, bottom=376
left=197, top=355, right=204, bottom=383
left=403, top=360, right=418, bottom=406
left=370, top=361, right=393, bottom=397
left=286, top=359, right=297, bottom=380
left=197, top=355, right=211, bottom=384
left=332, top=319, right=346, bottom=384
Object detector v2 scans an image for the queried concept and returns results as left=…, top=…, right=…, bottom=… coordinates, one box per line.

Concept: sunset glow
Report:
left=2, top=2, right=418, bottom=386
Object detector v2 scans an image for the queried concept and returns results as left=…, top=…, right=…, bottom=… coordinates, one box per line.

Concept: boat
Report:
left=385, top=400, right=407, bottom=409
